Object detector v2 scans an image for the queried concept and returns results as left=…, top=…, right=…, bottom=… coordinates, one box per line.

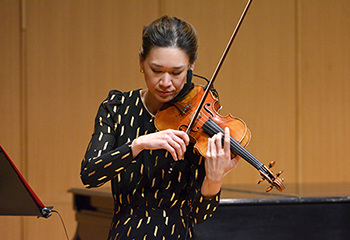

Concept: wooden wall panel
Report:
left=299, top=0, right=350, bottom=183
left=25, top=0, right=158, bottom=239
left=0, top=0, right=23, bottom=239
left=1, top=0, right=350, bottom=239
left=161, top=0, right=297, bottom=185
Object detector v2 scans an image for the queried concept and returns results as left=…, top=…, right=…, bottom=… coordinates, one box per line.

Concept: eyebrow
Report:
left=151, top=63, right=185, bottom=69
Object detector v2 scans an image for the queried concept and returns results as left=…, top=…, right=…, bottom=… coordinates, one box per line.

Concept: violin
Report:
left=155, top=0, right=285, bottom=192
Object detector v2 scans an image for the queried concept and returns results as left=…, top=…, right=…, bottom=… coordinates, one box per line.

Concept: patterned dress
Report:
left=80, top=89, right=220, bottom=240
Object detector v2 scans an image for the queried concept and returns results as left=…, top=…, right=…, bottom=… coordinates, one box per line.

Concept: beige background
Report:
left=1, top=0, right=349, bottom=239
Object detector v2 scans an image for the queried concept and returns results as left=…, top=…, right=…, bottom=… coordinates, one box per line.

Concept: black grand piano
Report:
left=69, top=183, right=350, bottom=240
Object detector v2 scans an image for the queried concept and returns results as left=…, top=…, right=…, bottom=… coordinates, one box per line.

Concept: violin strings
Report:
left=185, top=106, right=264, bottom=170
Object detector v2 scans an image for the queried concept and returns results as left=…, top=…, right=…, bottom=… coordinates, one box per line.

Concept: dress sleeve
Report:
left=190, top=190, right=221, bottom=224
left=80, top=90, right=135, bottom=188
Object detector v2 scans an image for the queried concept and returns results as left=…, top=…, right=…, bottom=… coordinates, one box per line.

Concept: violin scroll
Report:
left=258, top=161, right=285, bottom=192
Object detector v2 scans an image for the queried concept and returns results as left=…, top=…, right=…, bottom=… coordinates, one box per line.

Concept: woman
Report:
left=80, top=16, right=240, bottom=240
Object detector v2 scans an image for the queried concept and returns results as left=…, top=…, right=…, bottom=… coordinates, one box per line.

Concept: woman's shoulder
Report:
left=103, top=89, right=141, bottom=105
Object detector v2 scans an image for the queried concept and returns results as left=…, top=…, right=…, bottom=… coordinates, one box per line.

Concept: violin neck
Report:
left=202, top=119, right=264, bottom=171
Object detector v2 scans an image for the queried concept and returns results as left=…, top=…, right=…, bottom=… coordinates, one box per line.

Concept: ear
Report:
left=139, top=56, right=144, bottom=70
left=189, top=62, right=195, bottom=71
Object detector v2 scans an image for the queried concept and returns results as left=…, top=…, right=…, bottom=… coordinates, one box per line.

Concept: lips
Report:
left=157, top=90, right=174, bottom=97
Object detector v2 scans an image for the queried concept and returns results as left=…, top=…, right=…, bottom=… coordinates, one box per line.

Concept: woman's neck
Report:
left=140, top=89, right=163, bottom=116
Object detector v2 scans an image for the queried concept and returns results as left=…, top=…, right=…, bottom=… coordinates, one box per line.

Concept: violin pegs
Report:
left=276, top=170, right=284, bottom=177
left=257, top=177, right=265, bottom=184
left=268, top=161, right=276, bottom=169
left=266, top=186, right=273, bottom=192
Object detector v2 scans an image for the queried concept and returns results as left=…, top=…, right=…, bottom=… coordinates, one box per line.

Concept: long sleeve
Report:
left=80, top=90, right=135, bottom=188
left=190, top=191, right=220, bottom=224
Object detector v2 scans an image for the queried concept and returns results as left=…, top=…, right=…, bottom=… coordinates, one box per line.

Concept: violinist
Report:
left=80, top=15, right=240, bottom=240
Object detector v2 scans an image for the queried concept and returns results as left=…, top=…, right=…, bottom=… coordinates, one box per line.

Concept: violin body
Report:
left=155, top=85, right=285, bottom=192
left=155, top=85, right=250, bottom=157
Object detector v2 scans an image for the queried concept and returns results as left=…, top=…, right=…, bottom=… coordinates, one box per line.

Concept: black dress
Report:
left=80, top=89, right=220, bottom=240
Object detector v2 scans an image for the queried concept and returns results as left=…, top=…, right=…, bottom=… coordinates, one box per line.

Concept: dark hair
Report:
left=139, top=16, right=198, bottom=63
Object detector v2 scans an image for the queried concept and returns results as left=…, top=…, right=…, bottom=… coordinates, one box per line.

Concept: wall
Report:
left=0, top=0, right=349, bottom=239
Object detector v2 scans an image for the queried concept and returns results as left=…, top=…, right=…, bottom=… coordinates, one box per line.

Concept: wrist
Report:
left=131, top=137, right=144, bottom=158
left=200, top=176, right=223, bottom=199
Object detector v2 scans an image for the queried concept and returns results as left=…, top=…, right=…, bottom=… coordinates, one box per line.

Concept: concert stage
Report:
left=70, top=183, right=350, bottom=240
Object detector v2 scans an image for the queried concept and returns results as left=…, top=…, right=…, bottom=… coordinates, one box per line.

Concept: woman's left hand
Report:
left=201, top=127, right=240, bottom=198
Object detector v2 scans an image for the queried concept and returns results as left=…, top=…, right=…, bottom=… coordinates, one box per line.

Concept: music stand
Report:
left=0, top=145, right=52, bottom=218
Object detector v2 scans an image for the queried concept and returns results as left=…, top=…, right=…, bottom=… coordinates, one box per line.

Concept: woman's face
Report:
left=140, top=47, right=194, bottom=106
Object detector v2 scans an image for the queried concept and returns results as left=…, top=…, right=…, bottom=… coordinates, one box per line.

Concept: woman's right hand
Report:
left=131, top=129, right=190, bottom=161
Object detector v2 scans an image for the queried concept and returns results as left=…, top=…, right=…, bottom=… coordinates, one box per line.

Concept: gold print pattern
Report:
left=95, top=159, right=103, bottom=165
left=165, top=181, right=171, bottom=190
left=88, top=171, right=95, bottom=177
left=180, top=200, right=186, bottom=208
left=120, top=125, right=124, bottom=136
left=115, top=167, right=125, bottom=173
left=171, top=224, right=175, bottom=235
left=136, top=218, right=143, bottom=229
left=104, top=162, right=112, bottom=168
left=136, top=127, right=140, bottom=138
left=203, top=214, right=208, bottom=221
left=98, top=132, right=104, bottom=141
left=151, top=178, right=156, bottom=188
left=154, top=225, right=158, bottom=237
left=121, top=153, right=130, bottom=159
left=130, top=116, right=134, bottom=127
left=140, top=164, right=144, bottom=175
left=170, top=192, right=176, bottom=201
left=115, top=220, right=120, bottom=229
left=98, top=176, right=107, bottom=181
left=127, top=226, right=132, bottom=237
left=158, top=198, right=163, bottom=207
left=154, top=156, right=158, bottom=167
left=199, top=156, right=203, bottom=165
left=111, top=151, right=120, bottom=156
left=103, top=142, right=108, bottom=150
left=170, top=199, right=178, bottom=208
left=124, top=105, right=129, bottom=115
left=206, top=203, right=211, bottom=210
left=83, top=90, right=220, bottom=239
left=181, top=218, right=186, bottom=228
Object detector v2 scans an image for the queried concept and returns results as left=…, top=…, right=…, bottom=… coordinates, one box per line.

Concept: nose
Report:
left=159, top=73, right=172, bottom=88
